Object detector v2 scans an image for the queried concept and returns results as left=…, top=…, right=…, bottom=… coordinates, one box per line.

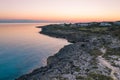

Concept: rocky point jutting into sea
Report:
left=17, top=21, right=120, bottom=80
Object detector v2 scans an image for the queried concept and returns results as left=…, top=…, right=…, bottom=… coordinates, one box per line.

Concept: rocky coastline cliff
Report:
left=17, top=22, right=120, bottom=80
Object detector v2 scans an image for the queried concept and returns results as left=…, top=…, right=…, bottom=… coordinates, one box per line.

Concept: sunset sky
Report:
left=0, top=0, right=120, bottom=22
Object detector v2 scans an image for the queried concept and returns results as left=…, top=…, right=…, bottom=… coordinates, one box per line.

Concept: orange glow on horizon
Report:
left=0, top=0, right=120, bottom=22
left=1, top=12, right=120, bottom=23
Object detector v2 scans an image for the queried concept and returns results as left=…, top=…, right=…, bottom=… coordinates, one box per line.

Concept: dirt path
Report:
left=97, top=47, right=118, bottom=80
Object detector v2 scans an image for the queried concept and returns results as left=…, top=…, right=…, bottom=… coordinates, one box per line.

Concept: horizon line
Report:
left=0, top=19, right=120, bottom=23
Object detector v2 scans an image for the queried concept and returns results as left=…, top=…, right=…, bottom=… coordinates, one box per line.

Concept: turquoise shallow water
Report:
left=0, top=23, right=69, bottom=80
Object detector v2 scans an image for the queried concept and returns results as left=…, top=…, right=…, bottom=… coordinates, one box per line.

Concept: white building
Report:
left=114, top=21, right=120, bottom=25
left=70, top=24, right=77, bottom=27
left=99, top=22, right=112, bottom=26
left=77, top=23, right=90, bottom=27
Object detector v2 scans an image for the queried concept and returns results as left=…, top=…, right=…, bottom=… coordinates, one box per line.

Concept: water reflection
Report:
left=0, top=23, right=69, bottom=80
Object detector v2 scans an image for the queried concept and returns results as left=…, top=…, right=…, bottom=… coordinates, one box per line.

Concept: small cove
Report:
left=0, top=23, right=69, bottom=80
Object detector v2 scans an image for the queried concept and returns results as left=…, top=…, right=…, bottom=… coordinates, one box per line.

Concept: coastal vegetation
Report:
left=76, top=73, right=113, bottom=80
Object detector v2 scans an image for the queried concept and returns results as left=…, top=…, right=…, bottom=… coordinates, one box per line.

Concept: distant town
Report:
left=60, top=21, right=120, bottom=27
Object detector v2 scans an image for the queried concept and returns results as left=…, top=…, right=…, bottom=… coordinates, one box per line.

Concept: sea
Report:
left=0, top=23, right=69, bottom=80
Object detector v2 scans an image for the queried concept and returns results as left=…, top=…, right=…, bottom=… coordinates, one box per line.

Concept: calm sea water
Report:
left=0, top=23, right=69, bottom=80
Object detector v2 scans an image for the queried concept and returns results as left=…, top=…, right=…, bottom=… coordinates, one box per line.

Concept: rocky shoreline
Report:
left=17, top=22, right=120, bottom=80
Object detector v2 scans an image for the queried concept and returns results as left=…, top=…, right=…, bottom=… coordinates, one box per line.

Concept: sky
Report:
left=0, top=0, right=120, bottom=22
